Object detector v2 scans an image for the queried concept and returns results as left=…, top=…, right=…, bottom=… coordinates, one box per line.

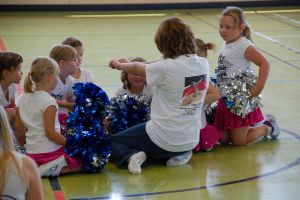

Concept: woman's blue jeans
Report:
left=110, top=122, right=187, bottom=168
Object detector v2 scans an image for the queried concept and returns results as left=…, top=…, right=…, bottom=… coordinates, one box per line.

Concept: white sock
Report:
left=128, top=151, right=146, bottom=175
left=166, top=150, right=193, bottom=167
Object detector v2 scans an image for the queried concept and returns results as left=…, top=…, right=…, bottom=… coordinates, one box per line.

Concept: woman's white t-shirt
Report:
left=145, top=54, right=209, bottom=152
left=17, top=91, right=62, bottom=154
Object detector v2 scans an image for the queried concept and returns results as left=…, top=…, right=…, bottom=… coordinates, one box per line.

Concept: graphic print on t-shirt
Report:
left=180, top=75, right=207, bottom=114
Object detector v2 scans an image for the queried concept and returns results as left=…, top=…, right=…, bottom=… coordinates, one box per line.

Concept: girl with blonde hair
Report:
left=0, top=106, right=43, bottom=199
left=16, top=57, right=81, bottom=177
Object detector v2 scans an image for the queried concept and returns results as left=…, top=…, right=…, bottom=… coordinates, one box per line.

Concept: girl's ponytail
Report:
left=243, top=25, right=252, bottom=42
left=23, top=73, right=33, bottom=93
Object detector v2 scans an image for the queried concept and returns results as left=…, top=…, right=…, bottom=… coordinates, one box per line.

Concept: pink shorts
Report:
left=27, top=147, right=80, bottom=169
left=214, top=99, right=264, bottom=130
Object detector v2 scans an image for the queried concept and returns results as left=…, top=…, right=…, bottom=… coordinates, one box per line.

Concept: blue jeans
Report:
left=110, top=122, right=187, bottom=168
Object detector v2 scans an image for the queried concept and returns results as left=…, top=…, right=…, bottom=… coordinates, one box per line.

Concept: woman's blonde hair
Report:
left=0, top=107, right=26, bottom=193
left=121, top=57, right=147, bottom=90
left=23, top=57, right=59, bottom=93
left=155, top=17, right=197, bottom=59
left=221, top=6, right=252, bottom=41
left=49, top=44, right=77, bottom=63
left=195, top=38, right=216, bottom=58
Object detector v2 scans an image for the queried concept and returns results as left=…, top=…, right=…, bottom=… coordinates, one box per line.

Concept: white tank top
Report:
left=2, top=152, right=27, bottom=200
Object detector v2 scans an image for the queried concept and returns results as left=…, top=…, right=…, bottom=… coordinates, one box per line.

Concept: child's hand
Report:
left=118, top=58, right=129, bottom=63
left=109, top=59, right=120, bottom=69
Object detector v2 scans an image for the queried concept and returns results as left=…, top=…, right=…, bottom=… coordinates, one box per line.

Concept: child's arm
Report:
left=44, top=105, right=66, bottom=146
left=205, top=83, right=221, bottom=105
left=245, top=46, right=270, bottom=98
left=14, top=107, right=26, bottom=146
left=109, top=59, right=146, bottom=77
left=56, top=99, right=74, bottom=110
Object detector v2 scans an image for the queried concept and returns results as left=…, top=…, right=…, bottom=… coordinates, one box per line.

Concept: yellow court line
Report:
left=245, top=9, right=300, bottom=14
left=66, top=13, right=167, bottom=18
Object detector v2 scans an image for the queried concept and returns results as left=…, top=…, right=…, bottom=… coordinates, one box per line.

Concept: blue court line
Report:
left=69, top=128, right=300, bottom=200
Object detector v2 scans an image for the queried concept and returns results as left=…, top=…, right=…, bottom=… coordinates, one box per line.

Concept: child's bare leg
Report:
left=60, top=165, right=82, bottom=174
left=230, top=125, right=268, bottom=146
left=230, top=127, right=249, bottom=146
left=220, top=130, right=229, bottom=144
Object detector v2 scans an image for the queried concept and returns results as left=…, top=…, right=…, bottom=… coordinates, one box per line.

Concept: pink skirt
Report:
left=194, top=124, right=222, bottom=152
left=27, top=147, right=80, bottom=169
left=214, top=99, right=264, bottom=130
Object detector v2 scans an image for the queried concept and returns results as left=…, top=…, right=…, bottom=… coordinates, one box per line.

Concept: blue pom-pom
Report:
left=65, top=82, right=112, bottom=173
left=106, top=94, right=151, bottom=134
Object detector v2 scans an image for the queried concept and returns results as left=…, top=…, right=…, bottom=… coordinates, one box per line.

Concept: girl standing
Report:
left=215, top=6, right=280, bottom=146
left=15, top=57, right=81, bottom=176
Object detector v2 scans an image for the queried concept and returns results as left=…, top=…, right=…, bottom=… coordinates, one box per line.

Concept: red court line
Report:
left=49, top=177, right=66, bottom=200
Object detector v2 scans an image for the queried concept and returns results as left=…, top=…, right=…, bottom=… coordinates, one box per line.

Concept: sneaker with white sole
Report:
left=39, top=155, right=67, bottom=177
left=263, top=114, right=280, bottom=139
left=166, top=150, right=193, bottom=167
left=128, top=151, right=146, bottom=175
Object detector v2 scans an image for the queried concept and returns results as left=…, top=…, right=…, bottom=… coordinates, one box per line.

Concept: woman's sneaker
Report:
left=263, top=114, right=280, bottom=139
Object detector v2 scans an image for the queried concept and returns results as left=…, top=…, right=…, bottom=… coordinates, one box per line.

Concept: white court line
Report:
left=274, top=14, right=300, bottom=25
left=254, top=31, right=300, bottom=54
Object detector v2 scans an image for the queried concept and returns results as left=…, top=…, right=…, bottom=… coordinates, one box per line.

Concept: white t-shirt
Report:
left=51, top=75, right=75, bottom=113
left=217, top=37, right=253, bottom=77
left=2, top=152, right=27, bottom=200
left=17, top=91, right=61, bottom=154
left=0, top=84, right=16, bottom=107
left=115, top=85, right=152, bottom=102
left=145, top=54, right=209, bottom=152
left=73, top=68, right=94, bottom=83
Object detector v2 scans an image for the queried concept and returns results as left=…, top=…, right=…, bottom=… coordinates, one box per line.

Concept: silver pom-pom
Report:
left=216, top=69, right=263, bottom=118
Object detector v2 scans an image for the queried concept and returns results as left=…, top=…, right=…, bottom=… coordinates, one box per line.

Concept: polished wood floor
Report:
left=0, top=6, right=299, bottom=200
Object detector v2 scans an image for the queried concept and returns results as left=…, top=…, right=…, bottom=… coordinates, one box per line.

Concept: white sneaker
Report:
left=264, top=114, right=280, bottom=139
left=128, top=151, right=146, bottom=175
left=166, top=150, right=193, bottom=167
left=39, top=156, right=67, bottom=177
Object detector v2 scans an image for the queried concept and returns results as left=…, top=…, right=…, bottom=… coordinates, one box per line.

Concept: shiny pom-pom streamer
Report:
left=106, top=94, right=151, bottom=134
left=216, top=69, right=263, bottom=118
left=65, top=82, right=112, bottom=173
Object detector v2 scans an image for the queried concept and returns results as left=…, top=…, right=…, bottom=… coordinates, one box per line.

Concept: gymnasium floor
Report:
left=0, top=5, right=300, bottom=200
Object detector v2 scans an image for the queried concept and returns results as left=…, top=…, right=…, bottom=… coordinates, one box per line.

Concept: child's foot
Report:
left=128, top=151, right=146, bottom=175
left=39, top=156, right=67, bottom=177
left=263, top=114, right=280, bottom=139
left=166, top=150, right=193, bottom=167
